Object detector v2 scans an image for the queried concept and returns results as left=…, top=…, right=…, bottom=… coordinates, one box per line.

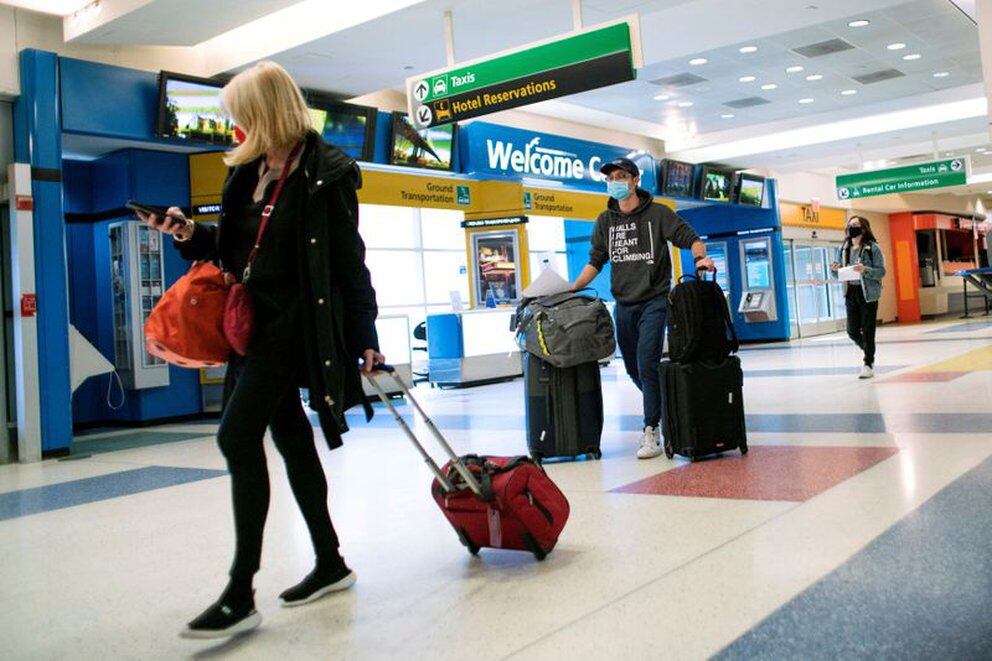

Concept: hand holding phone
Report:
left=128, top=201, right=193, bottom=240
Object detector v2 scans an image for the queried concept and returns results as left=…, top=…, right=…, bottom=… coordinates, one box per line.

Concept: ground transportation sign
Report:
left=406, top=19, right=640, bottom=129
left=835, top=158, right=968, bottom=200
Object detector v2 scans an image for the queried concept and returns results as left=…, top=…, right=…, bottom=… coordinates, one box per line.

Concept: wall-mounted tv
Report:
left=736, top=173, right=766, bottom=207
left=304, top=94, right=377, bottom=162
left=660, top=159, right=696, bottom=199
left=156, top=72, right=234, bottom=145
left=390, top=112, right=457, bottom=171
left=698, top=165, right=736, bottom=203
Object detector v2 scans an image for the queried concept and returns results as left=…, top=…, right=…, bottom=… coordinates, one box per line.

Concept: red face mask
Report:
left=233, top=126, right=247, bottom=144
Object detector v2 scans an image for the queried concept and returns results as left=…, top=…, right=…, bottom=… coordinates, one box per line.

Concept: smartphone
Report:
left=126, top=200, right=181, bottom=220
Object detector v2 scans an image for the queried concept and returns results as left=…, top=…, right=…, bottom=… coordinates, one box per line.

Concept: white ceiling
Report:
left=66, top=0, right=304, bottom=46
left=46, top=0, right=991, bottom=186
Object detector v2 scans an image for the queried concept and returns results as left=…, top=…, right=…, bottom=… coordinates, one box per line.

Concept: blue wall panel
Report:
left=14, top=50, right=73, bottom=453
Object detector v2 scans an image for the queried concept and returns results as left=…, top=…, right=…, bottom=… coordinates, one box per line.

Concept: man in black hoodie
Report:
left=571, top=158, right=713, bottom=459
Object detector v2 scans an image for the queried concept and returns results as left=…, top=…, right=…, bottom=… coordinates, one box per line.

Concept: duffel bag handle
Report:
left=364, top=365, right=485, bottom=498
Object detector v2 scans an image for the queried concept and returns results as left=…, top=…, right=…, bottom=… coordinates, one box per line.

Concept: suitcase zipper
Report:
left=526, top=490, right=554, bottom=525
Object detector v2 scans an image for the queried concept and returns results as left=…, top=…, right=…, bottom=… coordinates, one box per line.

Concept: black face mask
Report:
left=848, top=226, right=863, bottom=238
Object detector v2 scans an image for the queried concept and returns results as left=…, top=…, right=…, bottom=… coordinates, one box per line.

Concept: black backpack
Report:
left=667, top=270, right=739, bottom=363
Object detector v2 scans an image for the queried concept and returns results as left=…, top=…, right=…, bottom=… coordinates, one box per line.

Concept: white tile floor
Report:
left=1, top=318, right=991, bottom=659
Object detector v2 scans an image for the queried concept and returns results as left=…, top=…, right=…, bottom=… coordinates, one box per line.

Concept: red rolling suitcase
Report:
left=366, top=367, right=570, bottom=560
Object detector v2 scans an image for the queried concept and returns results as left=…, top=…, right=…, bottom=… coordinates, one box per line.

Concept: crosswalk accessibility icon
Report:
left=413, top=80, right=429, bottom=102
left=416, top=105, right=433, bottom=127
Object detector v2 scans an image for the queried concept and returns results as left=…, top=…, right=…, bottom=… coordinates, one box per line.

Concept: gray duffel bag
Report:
left=513, top=290, right=616, bottom=368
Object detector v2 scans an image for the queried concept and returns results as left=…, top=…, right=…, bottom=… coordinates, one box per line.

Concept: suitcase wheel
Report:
left=530, top=452, right=544, bottom=465
left=740, top=442, right=748, bottom=456
left=456, top=528, right=480, bottom=556
left=663, top=440, right=674, bottom=460
left=522, top=532, right=548, bottom=561
left=588, top=448, right=602, bottom=460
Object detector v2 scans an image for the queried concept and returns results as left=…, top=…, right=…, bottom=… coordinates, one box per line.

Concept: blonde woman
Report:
left=138, top=62, right=383, bottom=638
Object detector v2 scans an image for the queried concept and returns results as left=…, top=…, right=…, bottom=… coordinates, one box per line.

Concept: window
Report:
left=359, top=205, right=418, bottom=248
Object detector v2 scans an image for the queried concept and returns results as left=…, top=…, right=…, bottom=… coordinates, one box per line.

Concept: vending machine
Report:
left=109, top=221, right=170, bottom=390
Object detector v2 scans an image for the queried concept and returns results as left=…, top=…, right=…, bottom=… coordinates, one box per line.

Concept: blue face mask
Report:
left=607, top=180, right=632, bottom=200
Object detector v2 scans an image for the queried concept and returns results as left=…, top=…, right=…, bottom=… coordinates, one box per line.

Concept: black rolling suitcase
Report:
left=524, top=352, right=603, bottom=462
left=660, top=355, right=748, bottom=461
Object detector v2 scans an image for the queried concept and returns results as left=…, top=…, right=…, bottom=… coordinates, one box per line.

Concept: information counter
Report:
left=426, top=308, right=522, bottom=387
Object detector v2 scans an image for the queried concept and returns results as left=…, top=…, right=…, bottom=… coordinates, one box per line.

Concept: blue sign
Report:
left=459, top=122, right=657, bottom=193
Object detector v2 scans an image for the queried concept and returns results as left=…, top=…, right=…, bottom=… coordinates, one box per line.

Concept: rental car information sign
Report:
left=406, top=19, right=641, bottom=129
left=835, top=158, right=969, bottom=200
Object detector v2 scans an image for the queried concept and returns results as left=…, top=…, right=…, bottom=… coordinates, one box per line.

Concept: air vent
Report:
left=852, top=68, right=905, bottom=85
left=723, top=96, right=772, bottom=109
left=792, top=38, right=855, bottom=58
left=650, top=73, right=708, bottom=87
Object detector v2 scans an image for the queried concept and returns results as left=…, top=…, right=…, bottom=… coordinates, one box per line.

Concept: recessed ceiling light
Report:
left=799, top=98, right=815, bottom=104
left=806, top=74, right=823, bottom=81
left=786, top=66, right=805, bottom=73
left=739, top=46, right=758, bottom=54
left=848, top=19, right=870, bottom=27
left=721, top=113, right=735, bottom=119
left=903, top=53, right=921, bottom=61
left=739, top=75, right=757, bottom=83
left=654, top=94, right=671, bottom=101
left=761, top=83, right=778, bottom=90
left=977, top=147, right=987, bottom=152
left=689, top=58, right=708, bottom=66
left=678, top=101, right=694, bottom=107
left=887, top=43, right=907, bottom=51
left=841, top=89, right=858, bottom=95
left=933, top=71, right=950, bottom=78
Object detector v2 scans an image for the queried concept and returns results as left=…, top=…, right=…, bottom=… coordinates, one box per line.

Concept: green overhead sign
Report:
left=406, top=20, right=637, bottom=128
left=835, top=158, right=968, bottom=200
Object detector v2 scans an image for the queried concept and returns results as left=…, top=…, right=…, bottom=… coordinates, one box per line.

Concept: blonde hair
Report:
left=220, top=61, right=312, bottom=166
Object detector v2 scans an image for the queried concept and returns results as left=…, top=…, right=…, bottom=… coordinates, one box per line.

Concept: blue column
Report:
left=13, top=50, right=73, bottom=454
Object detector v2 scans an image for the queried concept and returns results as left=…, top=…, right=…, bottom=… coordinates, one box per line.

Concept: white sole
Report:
left=179, top=610, right=261, bottom=640
left=280, top=571, right=357, bottom=608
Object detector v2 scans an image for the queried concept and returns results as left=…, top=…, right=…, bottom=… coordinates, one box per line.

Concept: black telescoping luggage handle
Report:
left=678, top=266, right=718, bottom=284
left=363, top=365, right=485, bottom=498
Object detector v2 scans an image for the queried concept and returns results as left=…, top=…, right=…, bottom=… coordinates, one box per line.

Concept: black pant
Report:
left=614, top=294, right=668, bottom=429
left=218, top=351, right=339, bottom=581
left=845, top=287, right=879, bottom=367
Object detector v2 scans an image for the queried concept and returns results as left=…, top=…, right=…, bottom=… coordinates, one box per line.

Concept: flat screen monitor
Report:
left=661, top=159, right=695, bottom=199
left=156, top=72, right=234, bottom=145
left=698, top=166, right=736, bottom=203
left=390, top=112, right=456, bottom=171
left=736, top=173, right=766, bottom=207
left=305, top=95, right=376, bottom=162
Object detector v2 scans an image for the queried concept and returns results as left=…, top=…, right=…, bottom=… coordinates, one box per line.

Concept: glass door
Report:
left=791, top=240, right=846, bottom=337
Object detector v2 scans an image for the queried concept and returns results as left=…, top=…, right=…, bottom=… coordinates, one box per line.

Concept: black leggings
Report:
left=845, top=287, right=879, bottom=367
left=218, top=352, right=339, bottom=581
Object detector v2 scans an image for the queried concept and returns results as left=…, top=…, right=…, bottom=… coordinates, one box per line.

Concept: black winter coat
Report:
left=175, top=131, right=379, bottom=449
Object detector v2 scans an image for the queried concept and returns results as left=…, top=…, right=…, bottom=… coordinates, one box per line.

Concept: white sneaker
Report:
left=859, top=365, right=874, bottom=379
left=637, top=426, right=663, bottom=459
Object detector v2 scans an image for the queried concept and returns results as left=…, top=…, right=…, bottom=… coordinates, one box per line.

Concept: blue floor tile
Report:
left=0, top=466, right=228, bottom=521
left=716, top=454, right=992, bottom=659
left=924, top=321, right=992, bottom=334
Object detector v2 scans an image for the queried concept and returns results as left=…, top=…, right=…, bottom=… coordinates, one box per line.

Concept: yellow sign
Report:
left=522, top=187, right=607, bottom=219
left=358, top=170, right=476, bottom=210
left=780, top=202, right=847, bottom=229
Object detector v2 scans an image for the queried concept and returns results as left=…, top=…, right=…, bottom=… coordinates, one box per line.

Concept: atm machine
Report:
left=737, top=235, right=778, bottom=323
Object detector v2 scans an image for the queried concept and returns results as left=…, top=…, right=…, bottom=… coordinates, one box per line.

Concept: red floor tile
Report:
left=877, top=371, right=968, bottom=383
left=612, top=445, right=900, bottom=502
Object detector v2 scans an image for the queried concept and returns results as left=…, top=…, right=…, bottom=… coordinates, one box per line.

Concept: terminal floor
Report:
left=2, top=318, right=991, bottom=659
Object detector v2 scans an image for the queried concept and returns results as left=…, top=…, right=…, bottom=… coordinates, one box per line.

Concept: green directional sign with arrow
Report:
left=835, top=158, right=969, bottom=200
left=406, top=19, right=638, bottom=128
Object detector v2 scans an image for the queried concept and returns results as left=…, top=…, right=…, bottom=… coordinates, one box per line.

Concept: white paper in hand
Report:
left=522, top=267, right=571, bottom=298
left=838, top=265, right=861, bottom=282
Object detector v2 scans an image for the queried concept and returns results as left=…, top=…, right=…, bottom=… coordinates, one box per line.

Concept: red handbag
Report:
left=145, top=141, right=302, bottom=366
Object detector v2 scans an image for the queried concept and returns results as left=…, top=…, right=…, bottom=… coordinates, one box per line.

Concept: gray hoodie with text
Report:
left=589, top=189, right=700, bottom=304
